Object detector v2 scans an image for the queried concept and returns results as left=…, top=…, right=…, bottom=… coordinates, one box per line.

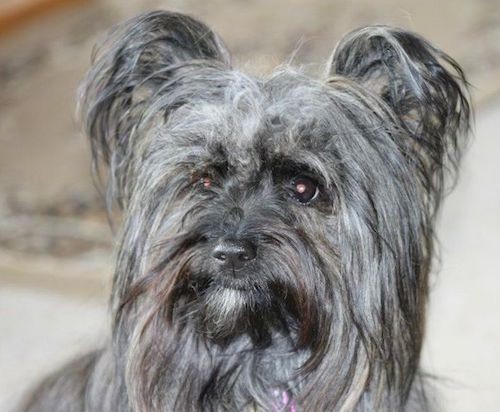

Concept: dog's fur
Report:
left=20, top=11, right=471, bottom=412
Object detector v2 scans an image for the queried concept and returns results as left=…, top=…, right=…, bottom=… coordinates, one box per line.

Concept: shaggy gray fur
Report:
left=19, top=10, right=471, bottom=412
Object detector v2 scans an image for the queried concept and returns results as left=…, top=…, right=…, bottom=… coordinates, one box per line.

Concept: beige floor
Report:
left=422, top=101, right=500, bottom=411
left=0, top=287, right=107, bottom=410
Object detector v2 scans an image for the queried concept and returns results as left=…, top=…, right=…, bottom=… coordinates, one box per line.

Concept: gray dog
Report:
left=20, top=10, right=471, bottom=412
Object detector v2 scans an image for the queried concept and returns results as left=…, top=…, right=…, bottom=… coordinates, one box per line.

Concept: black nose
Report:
left=212, top=239, right=257, bottom=269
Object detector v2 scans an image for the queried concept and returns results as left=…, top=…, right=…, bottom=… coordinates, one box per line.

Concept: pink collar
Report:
left=274, top=390, right=296, bottom=412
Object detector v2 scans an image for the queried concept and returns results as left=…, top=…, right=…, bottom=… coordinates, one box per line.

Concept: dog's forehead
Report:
left=158, top=70, right=344, bottom=180
left=196, top=77, right=336, bottom=172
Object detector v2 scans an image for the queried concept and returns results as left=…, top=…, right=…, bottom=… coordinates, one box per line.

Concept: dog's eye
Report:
left=289, top=176, right=319, bottom=204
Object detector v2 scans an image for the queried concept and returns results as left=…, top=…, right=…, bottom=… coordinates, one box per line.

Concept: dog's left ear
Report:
left=327, top=26, right=471, bottom=202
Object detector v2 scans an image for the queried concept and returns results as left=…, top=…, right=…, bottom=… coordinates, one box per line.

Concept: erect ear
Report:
left=327, top=26, right=471, bottom=202
left=78, top=11, right=230, bottom=207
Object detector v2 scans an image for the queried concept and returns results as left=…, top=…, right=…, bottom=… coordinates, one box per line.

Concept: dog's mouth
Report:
left=211, top=272, right=258, bottom=291
left=186, top=261, right=261, bottom=293
left=179, top=271, right=260, bottom=306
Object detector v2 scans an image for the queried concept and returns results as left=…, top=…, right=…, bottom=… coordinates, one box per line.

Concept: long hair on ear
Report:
left=327, top=26, right=471, bottom=214
left=78, top=11, right=231, bottom=209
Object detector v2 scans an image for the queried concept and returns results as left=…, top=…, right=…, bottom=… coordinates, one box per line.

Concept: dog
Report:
left=19, top=10, right=471, bottom=412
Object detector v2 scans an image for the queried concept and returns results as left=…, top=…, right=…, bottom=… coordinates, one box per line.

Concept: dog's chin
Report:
left=199, top=285, right=249, bottom=341
left=192, top=271, right=270, bottom=342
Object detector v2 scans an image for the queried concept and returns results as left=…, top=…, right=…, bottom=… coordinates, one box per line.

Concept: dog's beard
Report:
left=138, top=226, right=330, bottom=349
left=176, top=255, right=301, bottom=346
left=201, top=286, right=251, bottom=341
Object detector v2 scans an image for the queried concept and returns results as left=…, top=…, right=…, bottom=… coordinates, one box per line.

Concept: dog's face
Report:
left=79, top=11, right=470, bottom=410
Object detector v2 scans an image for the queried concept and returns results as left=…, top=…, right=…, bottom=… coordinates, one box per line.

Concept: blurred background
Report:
left=0, top=0, right=499, bottom=410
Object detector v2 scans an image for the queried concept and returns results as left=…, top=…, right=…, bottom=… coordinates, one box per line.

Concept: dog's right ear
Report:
left=78, top=11, right=230, bottom=207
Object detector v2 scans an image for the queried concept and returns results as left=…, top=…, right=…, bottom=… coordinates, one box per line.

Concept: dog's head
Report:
left=79, top=11, right=470, bottom=410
